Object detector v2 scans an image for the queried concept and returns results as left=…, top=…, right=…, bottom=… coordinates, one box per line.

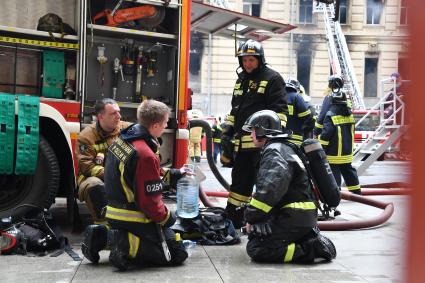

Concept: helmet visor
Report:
left=242, top=123, right=253, bottom=133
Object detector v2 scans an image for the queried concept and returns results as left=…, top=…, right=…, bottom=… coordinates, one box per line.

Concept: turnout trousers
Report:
left=108, top=219, right=188, bottom=266
left=330, top=163, right=361, bottom=193
left=225, top=150, right=261, bottom=228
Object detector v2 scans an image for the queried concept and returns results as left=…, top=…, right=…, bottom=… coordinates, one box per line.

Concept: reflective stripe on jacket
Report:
left=286, top=90, right=313, bottom=146
left=319, top=104, right=355, bottom=164
left=76, top=121, right=131, bottom=185
left=226, top=66, right=288, bottom=150
left=244, top=138, right=318, bottom=235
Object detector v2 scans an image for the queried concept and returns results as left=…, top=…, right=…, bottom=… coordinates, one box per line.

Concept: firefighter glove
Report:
left=220, top=135, right=234, bottom=168
left=249, top=222, right=272, bottom=237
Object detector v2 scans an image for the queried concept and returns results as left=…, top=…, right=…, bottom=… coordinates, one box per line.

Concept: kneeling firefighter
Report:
left=242, top=110, right=337, bottom=263
left=81, top=100, right=187, bottom=270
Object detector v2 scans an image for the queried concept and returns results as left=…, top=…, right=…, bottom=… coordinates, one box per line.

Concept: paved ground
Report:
left=0, top=159, right=410, bottom=282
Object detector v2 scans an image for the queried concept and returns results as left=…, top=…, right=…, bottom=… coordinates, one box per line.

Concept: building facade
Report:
left=190, top=0, right=409, bottom=115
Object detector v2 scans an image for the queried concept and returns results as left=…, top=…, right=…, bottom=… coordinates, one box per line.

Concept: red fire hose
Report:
left=200, top=187, right=408, bottom=231
left=190, top=118, right=408, bottom=231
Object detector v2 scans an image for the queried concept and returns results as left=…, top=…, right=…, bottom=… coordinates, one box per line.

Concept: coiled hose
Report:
left=188, top=119, right=406, bottom=231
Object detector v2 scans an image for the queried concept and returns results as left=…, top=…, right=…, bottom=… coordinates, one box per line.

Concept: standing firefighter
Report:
left=285, top=78, right=313, bottom=145
left=76, top=98, right=131, bottom=224
left=220, top=39, right=288, bottom=228
left=314, top=75, right=346, bottom=138
left=211, top=117, right=223, bottom=163
left=82, top=100, right=187, bottom=270
left=318, top=90, right=362, bottom=195
left=189, top=112, right=203, bottom=163
left=242, top=110, right=336, bottom=263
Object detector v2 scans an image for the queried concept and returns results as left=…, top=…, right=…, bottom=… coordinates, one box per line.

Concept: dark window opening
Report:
left=299, top=0, right=313, bottom=24
left=366, top=0, right=383, bottom=25
left=339, top=0, right=348, bottom=24
left=364, top=58, right=378, bottom=97
left=297, top=54, right=311, bottom=95
left=189, top=31, right=204, bottom=76
left=400, top=0, right=408, bottom=25
left=243, top=0, right=262, bottom=17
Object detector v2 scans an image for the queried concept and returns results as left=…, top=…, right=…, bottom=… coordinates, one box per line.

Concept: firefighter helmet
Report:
left=286, top=77, right=301, bottom=92
left=237, top=39, right=265, bottom=67
left=242, top=110, right=282, bottom=138
left=328, top=74, right=344, bottom=92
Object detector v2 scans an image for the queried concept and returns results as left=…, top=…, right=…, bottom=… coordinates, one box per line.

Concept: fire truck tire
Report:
left=0, top=135, right=60, bottom=219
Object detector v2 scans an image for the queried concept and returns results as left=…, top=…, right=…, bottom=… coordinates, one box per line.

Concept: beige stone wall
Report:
left=195, top=0, right=409, bottom=114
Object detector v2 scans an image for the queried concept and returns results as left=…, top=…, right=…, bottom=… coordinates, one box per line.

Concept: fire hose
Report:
left=188, top=119, right=409, bottom=231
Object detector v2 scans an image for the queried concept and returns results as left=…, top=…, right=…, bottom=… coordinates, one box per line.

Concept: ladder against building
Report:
left=352, top=78, right=408, bottom=175
left=320, top=2, right=365, bottom=110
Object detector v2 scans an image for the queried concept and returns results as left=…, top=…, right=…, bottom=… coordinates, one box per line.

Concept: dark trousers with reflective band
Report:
left=108, top=219, right=187, bottom=266
left=246, top=226, right=316, bottom=263
left=213, top=142, right=222, bottom=162
left=225, top=150, right=260, bottom=226
left=330, top=163, right=361, bottom=191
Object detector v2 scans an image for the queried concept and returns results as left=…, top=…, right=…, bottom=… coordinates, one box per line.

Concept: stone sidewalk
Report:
left=0, top=160, right=409, bottom=282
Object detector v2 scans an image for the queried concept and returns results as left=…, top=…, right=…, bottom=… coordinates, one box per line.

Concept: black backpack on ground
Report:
left=172, top=207, right=240, bottom=245
left=1, top=206, right=81, bottom=260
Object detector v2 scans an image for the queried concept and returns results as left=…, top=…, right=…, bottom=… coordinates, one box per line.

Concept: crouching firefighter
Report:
left=81, top=100, right=188, bottom=270
left=241, top=110, right=337, bottom=263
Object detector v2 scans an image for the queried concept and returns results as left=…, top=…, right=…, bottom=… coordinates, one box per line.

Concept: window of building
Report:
left=364, top=57, right=378, bottom=97
left=299, top=0, right=313, bottom=24
left=400, top=0, right=408, bottom=25
left=243, top=0, right=262, bottom=17
left=297, top=53, right=311, bottom=94
left=339, top=0, right=348, bottom=24
left=366, top=0, right=383, bottom=25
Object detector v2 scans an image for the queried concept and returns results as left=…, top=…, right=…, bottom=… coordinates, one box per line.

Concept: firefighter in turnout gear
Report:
left=189, top=111, right=203, bottom=163
left=299, top=84, right=316, bottom=139
left=211, top=117, right=223, bottom=163
left=221, top=39, right=288, bottom=228
left=81, top=100, right=188, bottom=270
left=285, top=78, right=313, bottom=145
left=314, top=74, right=346, bottom=137
left=318, top=90, right=362, bottom=195
left=242, top=110, right=336, bottom=263
left=76, top=98, right=131, bottom=224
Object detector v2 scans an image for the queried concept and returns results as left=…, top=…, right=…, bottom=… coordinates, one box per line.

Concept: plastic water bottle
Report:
left=182, top=239, right=197, bottom=250
left=176, top=164, right=199, bottom=218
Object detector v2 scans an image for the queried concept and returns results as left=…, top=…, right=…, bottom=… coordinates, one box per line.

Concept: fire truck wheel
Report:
left=0, top=136, right=60, bottom=219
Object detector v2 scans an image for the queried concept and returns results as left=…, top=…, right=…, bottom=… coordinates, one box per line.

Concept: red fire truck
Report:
left=0, top=0, right=292, bottom=219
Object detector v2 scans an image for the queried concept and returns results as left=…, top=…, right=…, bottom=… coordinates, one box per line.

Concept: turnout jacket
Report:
left=244, top=137, right=317, bottom=237
left=104, top=124, right=176, bottom=229
left=224, top=66, right=288, bottom=151
left=286, top=90, right=313, bottom=145
left=76, top=121, right=131, bottom=184
left=313, top=94, right=331, bottom=137
left=319, top=104, right=355, bottom=164
left=211, top=123, right=223, bottom=143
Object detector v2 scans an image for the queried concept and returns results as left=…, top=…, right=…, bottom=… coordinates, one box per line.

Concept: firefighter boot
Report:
left=108, top=229, right=129, bottom=271
left=312, top=233, right=336, bottom=261
left=82, top=224, right=108, bottom=263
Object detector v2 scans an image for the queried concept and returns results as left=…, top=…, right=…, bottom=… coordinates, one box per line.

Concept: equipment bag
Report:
left=172, top=207, right=240, bottom=245
left=1, top=206, right=81, bottom=260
